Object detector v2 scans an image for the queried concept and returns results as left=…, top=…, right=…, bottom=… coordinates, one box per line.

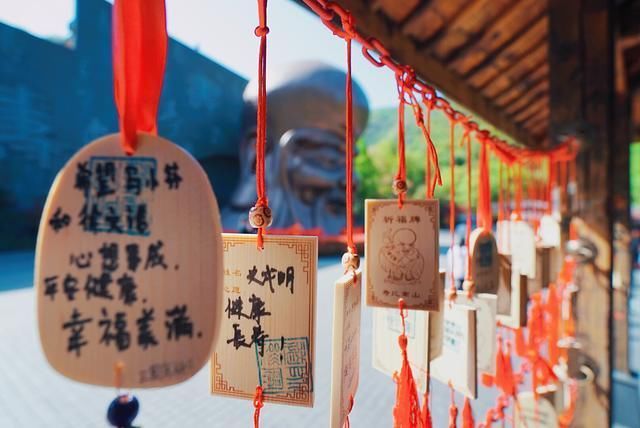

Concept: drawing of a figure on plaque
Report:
left=365, top=199, right=439, bottom=310
left=36, top=134, right=223, bottom=388
left=380, top=228, right=424, bottom=284
left=210, top=234, right=317, bottom=407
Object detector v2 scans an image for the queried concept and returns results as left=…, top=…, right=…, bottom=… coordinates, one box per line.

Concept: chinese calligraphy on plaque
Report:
left=210, top=234, right=317, bottom=407
left=431, top=303, right=477, bottom=398
left=36, top=134, right=224, bottom=387
left=365, top=199, right=440, bottom=310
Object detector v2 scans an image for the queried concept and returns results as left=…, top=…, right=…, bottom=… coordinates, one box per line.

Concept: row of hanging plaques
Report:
left=36, top=132, right=562, bottom=426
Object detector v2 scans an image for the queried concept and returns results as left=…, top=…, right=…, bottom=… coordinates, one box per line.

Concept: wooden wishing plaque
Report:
left=455, top=293, right=497, bottom=376
left=365, top=199, right=440, bottom=310
left=330, top=271, right=362, bottom=428
left=496, top=254, right=512, bottom=316
left=35, top=133, right=224, bottom=387
left=210, top=233, right=317, bottom=407
left=497, top=267, right=528, bottom=329
left=496, top=220, right=511, bottom=255
left=431, top=302, right=477, bottom=398
left=371, top=272, right=445, bottom=389
left=468, top=228, right=499, bottom=294
left=510, top=221, right=536, bottom=279
left=514, top=391, right=559, bottom=428
left=539, top=214, right=561, bottom=248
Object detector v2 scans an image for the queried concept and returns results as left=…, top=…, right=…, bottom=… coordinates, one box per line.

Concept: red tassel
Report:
left=546, top=284, right=560, bottom=366
left=393, top=300, right=420, bottom=428
left=462, top=397, right=474, bottom=428
left=420, top=392, right=433, bottom=428
left=253, top=386, right=264, bottom=428
left=503, top=342, right=515, bottom=397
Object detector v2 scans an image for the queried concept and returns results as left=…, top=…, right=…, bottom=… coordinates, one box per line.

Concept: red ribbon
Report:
left=112, top=0, right=167, bottom=155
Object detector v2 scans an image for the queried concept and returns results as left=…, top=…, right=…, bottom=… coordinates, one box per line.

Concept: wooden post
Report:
left=549, top=0, right=615, bottom=426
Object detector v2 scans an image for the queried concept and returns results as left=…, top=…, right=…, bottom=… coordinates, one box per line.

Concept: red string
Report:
left=253, top=385, right=264, bottom=428
left=515, top=164, right=523, bottom=219
left=254, top=0, right=270, bottom=249
left=393, top=299, right=420, bottom=428
left=344, top=17, right=356, bottom=254
left=425, top=102, right=433, bottom=198
left=395, top=73, right=408, bottom=208
left=112, top=0, right=167, bottom=155
left=463, top=129, right=472, bottom=281
left=477, top=138, right=492, bottom=231
left=449, top=118, right=457, bottom=295
left=345, top=395, right=354, bottom=428
left=448, top=383, right=458, bottom=428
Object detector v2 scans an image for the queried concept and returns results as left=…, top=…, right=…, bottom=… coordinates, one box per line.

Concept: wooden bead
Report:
left=341, top=251, right=360, bottom=272
left=392, top=179, right=407, bottom=195
left=249, top=205, right=273, bottom=228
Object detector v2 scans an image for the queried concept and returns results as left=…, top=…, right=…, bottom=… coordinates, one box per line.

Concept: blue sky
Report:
left=0, top=0, right=397, bottom=108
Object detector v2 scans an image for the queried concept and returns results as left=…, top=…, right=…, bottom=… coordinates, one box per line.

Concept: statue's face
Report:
left=221, top=63, right=368, bottom=235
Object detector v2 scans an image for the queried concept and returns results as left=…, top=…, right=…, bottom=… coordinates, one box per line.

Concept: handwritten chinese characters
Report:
left=36, top=133, right=223, bottom=388
left=211, top=234, right=317, bottom=407
left=430, top=303, right=478, bottom=399
left=330, top=271, right=362, bottom=428
left=365, top=199, right=440, bottom=310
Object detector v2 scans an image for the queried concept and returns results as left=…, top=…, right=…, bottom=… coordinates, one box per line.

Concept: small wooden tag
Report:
left=539, top=214, right=561, bottom=247
left=36, top=133, right=224, bottom=387
left=455, top=293, right=497, bottom=376
left=497, top=265, right=528, bottom=328
left=510, top=221, right=536, bottom=279
left=431, top=302, right=477, bottom=398
left=210, top=233, right=317, bottom=407
left=371, top=272, right=445, bottom=388
left=468, top=228, right=499, bottom=294
left=496, top=254, right=512, bottom=316
left=365, top=199, right=440, bottom=310
left=514, top=391, right=559, bottom=428
left=330, top=271, right=362, bottom=428
left=496, top=220, right=511, bottom=255
left=531, top=246, right=554, bottom=293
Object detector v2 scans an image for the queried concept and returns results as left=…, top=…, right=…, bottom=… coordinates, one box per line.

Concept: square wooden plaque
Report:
left=210, top=233, right=317, bottom=407
left=365, top=199, right=440, bottom=310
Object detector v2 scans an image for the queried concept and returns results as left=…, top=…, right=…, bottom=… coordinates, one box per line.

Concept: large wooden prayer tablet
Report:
left=330, top=271, right=362, bottom=428
left=365, top=199, right=440, bottom=310
left=455, top=293, right=497, bottom=376
left=510, top=221, right=536, bottom=279
left=468, top=228, right=499, bottom=294
left=36, top=133, right=224, bottom=387
left=210, top=233, right=317, bottom=407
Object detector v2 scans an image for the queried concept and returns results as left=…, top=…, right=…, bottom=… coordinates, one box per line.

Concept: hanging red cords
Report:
left=395, top=72, right=408, bottom=208
left=253, top=385, right=264, bottom=428
left=253, top=0, right=270, bottom=249
left=343, top=14, right=357, bottom=255
left=449, top=117, right=457, bottom=295
left=112, top=0, right=167, bottom=155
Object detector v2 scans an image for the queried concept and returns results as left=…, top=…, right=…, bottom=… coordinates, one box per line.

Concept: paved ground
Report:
left=0, top=247, right=499, bottom=428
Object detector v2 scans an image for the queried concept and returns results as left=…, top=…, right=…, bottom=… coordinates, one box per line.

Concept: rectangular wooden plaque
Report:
left=365, top=199, right=440, bottom=310
left=330, top=271, right=362, bottom=428
left=210, top=233, right=317, bottom=407
left=455, top=293, right=497, bottom=376
left=431, top=303, right=477, bottom=398
left=497, top=268, right=528, bottom=329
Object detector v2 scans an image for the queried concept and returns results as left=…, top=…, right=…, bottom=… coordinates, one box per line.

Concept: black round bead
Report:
left=107, top=395, right=139, bottom=427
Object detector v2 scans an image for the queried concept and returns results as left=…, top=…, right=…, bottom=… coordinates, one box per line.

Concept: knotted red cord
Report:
left=425, top=100, right=434, bottom=198
left=253, top=0, right=270, bottom=249
left=463, top=127, right=472, bottom=283
left=417, top=95, right=442, bottom=199
left=112, top=0, right=167, bottom=154
left=343, top=14, right=356, bottom=255
left=253, top=385, right=264, bottom=428
left=345, top=395, right=354, bottom=428
left=420, top=388, right=433, bottom=428
left=393, top=299, right=420, bottom=428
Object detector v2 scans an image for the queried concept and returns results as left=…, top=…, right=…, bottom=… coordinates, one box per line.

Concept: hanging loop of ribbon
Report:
left=249, top=0, right=272, bottom=249
left=392, top=68, right=415, bottom=208
left=112, top=0, right=168, bottom=155
left=253, top=385, right=264, bottom=428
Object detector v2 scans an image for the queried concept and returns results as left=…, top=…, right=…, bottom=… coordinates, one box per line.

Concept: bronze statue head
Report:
left=222, top=61, right=369, bottom=235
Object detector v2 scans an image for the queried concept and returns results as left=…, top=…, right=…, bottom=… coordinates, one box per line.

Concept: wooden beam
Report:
left=466, top=15, right=548, bottom=87
left=513, top=98, right=548, bottom=124
left=319, top=0, right=539, bottom=146
left=445, top=0, right=547, bottom=75
left=494, top=63, right=548, bottom=107
left=482, top=43, right=548, bottom=98
left=402, top=0, right=470, bottom=44
left=504, top=79, right=548, bottom=116
left=633, top=87, right=640, bottom=140
left=371, top=0, right=421, bottom=23
left=549, top=0, right=613, bottom=426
